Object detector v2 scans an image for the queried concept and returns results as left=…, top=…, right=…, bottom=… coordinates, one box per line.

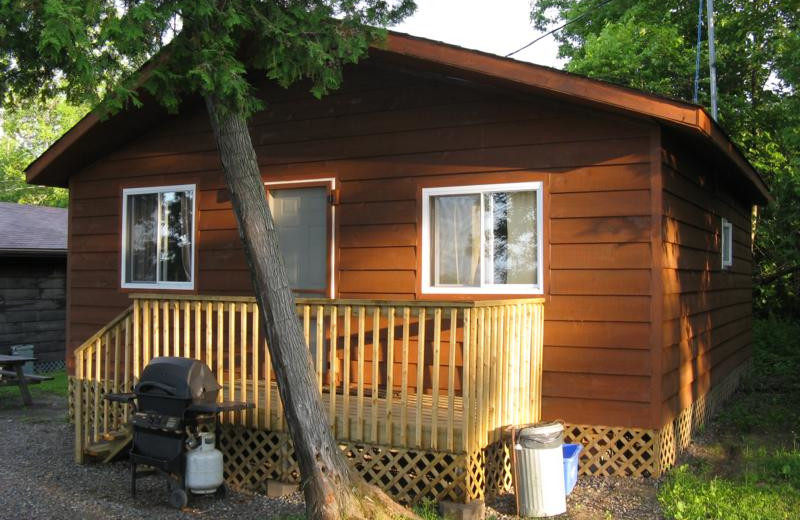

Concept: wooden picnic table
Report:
left=0, top=354, right=52, bottom=406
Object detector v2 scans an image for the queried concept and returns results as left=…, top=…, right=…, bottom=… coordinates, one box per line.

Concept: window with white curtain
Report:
left=121, top=185, right=195, bottom=289
left=421, top=182, right=543, bottom=294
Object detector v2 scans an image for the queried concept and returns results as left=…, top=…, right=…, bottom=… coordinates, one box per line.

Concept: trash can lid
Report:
left=516, top=421, right=564, bottom=449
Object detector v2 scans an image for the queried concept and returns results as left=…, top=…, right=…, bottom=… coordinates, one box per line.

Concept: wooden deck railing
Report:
left=72, top=295, right=544, bottom=462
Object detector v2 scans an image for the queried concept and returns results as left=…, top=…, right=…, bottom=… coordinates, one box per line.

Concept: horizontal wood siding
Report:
left=0, top=257, right=66, bottom=362
left=659, top=132, right=754, bottom=424
left=66, top=64, right=655, bottom=427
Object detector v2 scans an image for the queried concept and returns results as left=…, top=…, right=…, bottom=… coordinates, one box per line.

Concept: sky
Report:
left=391, top=0, right=565, bottom=69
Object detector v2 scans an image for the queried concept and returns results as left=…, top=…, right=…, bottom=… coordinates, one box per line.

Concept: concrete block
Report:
left=265, top=479, right=298, bottom=498
left=439, top=500, right=485, bottom=520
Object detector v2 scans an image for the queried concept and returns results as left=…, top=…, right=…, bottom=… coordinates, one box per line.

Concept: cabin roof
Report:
left=25, top=31, right=770, bottom=204
left=0, top=202, right=67, bottom=256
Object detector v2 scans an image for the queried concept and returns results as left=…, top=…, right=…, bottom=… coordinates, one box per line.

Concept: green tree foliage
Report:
left=1, top=2, right=416, bottom=518
left=532, top=0, right=800, bottom=316
left=0, top=96, right=87, bottom=207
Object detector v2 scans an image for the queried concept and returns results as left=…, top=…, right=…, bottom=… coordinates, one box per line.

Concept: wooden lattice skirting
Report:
left=68, top=360, right=748, bottom=502
left=564, top=360, right=751, bottom=478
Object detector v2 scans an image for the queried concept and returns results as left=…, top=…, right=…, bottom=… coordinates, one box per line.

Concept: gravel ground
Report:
left=486, top=476, right=663, bottom=519
left=0, top=394, right=663, bottom=519
left=0, top=394, right=304, bottom=520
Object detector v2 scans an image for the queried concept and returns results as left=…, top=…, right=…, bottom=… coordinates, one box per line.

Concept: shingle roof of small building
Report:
left=0, top=202, right=67, bottom=255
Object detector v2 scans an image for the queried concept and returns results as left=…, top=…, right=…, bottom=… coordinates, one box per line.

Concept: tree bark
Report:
left=203, top=95, right=414, bottom=520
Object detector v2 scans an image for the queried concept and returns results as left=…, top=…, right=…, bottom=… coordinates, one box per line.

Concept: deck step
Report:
left=85, top=425, right=132, bottom=463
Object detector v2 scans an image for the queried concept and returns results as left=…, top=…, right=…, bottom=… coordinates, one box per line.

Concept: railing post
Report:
left=74, top=350, right=84, bottom=464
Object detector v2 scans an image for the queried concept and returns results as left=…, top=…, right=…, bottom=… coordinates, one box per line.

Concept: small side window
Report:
left=721, top=218, right=733, bottom=269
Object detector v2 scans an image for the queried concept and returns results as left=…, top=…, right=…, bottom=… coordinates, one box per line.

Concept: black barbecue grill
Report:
left=106, top=357, right=251, bottom=508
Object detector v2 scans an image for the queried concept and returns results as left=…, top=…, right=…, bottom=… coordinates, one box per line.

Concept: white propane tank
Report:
left=185, top=432, right=224, bottom=494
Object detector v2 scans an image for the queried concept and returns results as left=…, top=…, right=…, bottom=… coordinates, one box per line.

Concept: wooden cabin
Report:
left=26, top=33, right=769, bottom=505
left=0, top=202, right=67, bottom=371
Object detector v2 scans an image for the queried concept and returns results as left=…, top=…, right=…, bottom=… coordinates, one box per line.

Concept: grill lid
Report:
left=135, top=357, right=221, bottom=403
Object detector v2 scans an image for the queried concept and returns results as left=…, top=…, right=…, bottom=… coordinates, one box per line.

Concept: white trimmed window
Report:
left=721, top=217, right=733, bottom=269
left=121, top=185, right=196, bottom=289
left=422, top=182, right=543, bottom=294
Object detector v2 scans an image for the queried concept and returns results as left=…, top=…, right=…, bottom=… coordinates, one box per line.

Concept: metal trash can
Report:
left=512, top=421, right=566, bottom=517
left=10, top=345, right=34, bottom=375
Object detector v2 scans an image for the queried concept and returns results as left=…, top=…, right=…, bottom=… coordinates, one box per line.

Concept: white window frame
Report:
left=421, top=182, right=544, bottom=295
left=264, top=178, right=337, bottom=299
left=721, top=217, right=733, bottom=269
left=121, top=184, right=196, bottom=290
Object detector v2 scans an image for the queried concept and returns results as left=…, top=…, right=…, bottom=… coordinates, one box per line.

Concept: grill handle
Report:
left=135, top=380, right=177, bottom=396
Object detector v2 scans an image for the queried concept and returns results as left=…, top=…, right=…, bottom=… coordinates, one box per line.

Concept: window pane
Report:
left=432, top=194, right=481, bottom=286
left=125, top=193, right=158, bottom=283
left=268, top=187, right=327, bottom=292
left=158, top=191, right=193, bottom=283
left=484, top=191, right=537, bottom=285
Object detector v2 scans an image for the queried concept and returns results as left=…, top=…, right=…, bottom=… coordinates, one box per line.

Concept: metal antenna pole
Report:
left=706, top=0, right=718, bottom=119
left=693, top=0, right=704, bottom=104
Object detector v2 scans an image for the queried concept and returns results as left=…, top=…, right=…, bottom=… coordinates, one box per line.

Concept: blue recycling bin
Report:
left=562, top=443, right=582, bottom=495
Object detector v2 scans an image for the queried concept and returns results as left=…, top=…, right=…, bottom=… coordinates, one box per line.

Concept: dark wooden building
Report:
left=27, top=33, right=769, bottom=498
left=0, top=202, right=68, bottom=369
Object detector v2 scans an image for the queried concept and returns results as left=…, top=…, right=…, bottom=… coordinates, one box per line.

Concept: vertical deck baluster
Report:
left=173, top=301, right=180, bottom=358
left=476, top=308, right=485, bottom=448
left=461, top=308, right=472, bottom=453
left=523, top=304, right=533, bottom=423
left=385, top=306, right=395, bottom=446
left=316, top=306, right=324, bottom=393
left=83, top=347, right=90, bottom=451
left=483, top=307, right=492, bottom=447
left=447, top=308, right=457, bottom=452
left=240, top=302, right=248, bottom=426
left=490, top=306, right=499, bottom=443
left=370, top=307, right=380, bottom=444
left=132, top=300, right=140, bottom=384
left=162, top=301, right=169, bottom=356
left=94, top=339, right=101, bottom=442
left=342, top=306, right=351, bottom=440
left=415, top=308, right=425, bottom=448
left=356, top=307, right=365, bottom=441
left=431, top=308, right=441, bottom=450
left=124, top=316, right=131, bottom=421
left=205, top=302, right=213, bottom=372
left=329, top=305, right=338, bottom=431
left=103, top=332, right=110, bottom=434
left=152, top=300, right=160, bottom=358
left=252, top=303, right=260, bottom=429
left=400, top=307, right=410, bottom=447
left=74, top=349, right=84, bottom=463
left=113, top=328, right=120, bottom=428
left=228, top=302, right=236, bottom=423
left=499, top=306, right=508, bottom=430
left=216, top=303, right=224, bottom=415
left=183, top=301, right=190, bottom=358
left=194, top=302, right=202, bottom=360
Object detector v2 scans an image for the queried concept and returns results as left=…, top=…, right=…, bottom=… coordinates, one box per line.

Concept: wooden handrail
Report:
left=129, top=293, right=545, bottom=308
left=73, top=305, right=133, bottom=357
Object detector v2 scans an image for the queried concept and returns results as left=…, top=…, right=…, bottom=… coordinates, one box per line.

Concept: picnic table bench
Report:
left=0, top=355, right=53, bottom=406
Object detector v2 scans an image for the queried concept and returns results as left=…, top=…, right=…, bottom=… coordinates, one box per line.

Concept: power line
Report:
left=506, top=0, right=618, bottom=58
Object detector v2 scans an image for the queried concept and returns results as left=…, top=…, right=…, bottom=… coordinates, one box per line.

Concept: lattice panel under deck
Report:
left=564, top=425, right=657, bottom=477
left=218, top=426, right=471, bottom=505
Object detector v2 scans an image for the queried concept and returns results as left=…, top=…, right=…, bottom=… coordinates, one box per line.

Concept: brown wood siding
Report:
left=66, top=65, right=657, bottom=428
left=659, top=133, right=754, bottom=425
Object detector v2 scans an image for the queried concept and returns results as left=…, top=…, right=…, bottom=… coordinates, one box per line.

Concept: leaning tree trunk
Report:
left=204, top=95, right=415, bottom=520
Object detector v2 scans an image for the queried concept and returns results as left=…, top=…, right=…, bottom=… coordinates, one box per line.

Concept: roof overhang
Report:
left=26, top=31, right=770, bottom=204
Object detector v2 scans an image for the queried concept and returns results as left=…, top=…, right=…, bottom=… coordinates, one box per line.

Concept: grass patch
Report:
left=658, top=318, right=800, bottom=520
left=0, top=370, right=68, bottom=398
